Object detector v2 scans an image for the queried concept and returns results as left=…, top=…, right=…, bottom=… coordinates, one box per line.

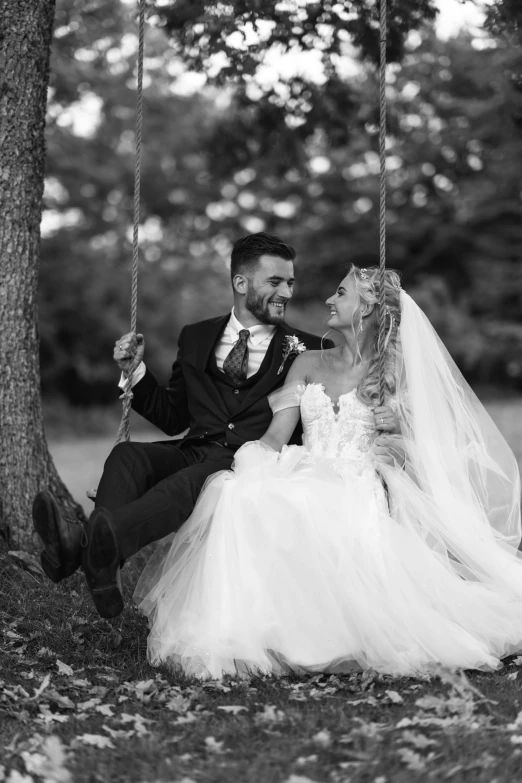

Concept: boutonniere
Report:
left=277, top=335, right=307, bottom=375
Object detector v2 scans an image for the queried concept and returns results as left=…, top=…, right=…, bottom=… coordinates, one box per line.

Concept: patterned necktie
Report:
left=223, top=329, right=250, bottom=385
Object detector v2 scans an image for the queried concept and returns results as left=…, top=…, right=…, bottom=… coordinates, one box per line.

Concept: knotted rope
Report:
left=86, top=0, right=145, bottom=500
left=115, top=0, right=146, bottom=445
left=376, top=0, right=388, bottom=407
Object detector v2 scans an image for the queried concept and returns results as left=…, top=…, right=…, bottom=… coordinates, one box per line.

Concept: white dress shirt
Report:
left=119, top=308, right=276, bottom=389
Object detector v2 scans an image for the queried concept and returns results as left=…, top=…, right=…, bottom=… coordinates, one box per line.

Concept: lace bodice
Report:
left=269, top=382, right=377, bottom=466
left=300, top=383, right=376, bottom=464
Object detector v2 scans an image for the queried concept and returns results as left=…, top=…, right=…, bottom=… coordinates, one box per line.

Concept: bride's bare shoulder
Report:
left=289, top=347, right=338, bottom=380
left=303, top=347, right=339, bottom=364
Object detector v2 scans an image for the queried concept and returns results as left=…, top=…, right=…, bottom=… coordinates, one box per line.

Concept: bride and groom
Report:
left=34, top=231, right=522, bottom=678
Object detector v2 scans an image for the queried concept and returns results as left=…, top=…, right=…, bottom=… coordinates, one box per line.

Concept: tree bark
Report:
left=0, top=0, right=86, bottom=548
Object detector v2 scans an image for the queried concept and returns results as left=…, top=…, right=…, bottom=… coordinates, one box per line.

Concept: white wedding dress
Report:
left=135, top=379, right=522, bottom=679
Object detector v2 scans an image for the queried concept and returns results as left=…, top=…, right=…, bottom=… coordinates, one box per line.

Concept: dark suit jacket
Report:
left=129, top=315, right=333, bottom=450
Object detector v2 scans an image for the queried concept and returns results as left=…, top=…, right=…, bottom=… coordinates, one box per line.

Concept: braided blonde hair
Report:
left=349, top=265, right=402, bottom=406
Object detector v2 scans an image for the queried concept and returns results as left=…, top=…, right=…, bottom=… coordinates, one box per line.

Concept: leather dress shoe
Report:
left=32, top=490, right=85, bottom=583
left=82, top=507, right=124, bottom=619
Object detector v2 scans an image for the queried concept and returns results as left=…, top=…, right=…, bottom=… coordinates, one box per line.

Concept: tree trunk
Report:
left=0, top=0, right=86, bottom=548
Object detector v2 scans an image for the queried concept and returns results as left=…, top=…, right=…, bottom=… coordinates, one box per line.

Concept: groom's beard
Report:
left=245, top=288, right=287, bottom=325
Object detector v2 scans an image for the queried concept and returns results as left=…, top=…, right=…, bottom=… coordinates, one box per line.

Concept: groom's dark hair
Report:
left=230, top=232, right=296, bottom=281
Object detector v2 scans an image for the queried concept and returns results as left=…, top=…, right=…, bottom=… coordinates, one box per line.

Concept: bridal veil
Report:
left=382, top=290, right=522, bottom=587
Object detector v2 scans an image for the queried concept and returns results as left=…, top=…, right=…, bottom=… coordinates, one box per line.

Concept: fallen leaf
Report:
left=385, top=690, right=404, bottom=704
left=217, top=705, right=248, bottom=716
left=77, top=698, right=101, bottom=711
left=95, top=704, right=115, bottom=717
left=20, top=752, right=47, bottom=776
left=6, top=630, right=23, bottom=640
left=22, top=736, right=71, bottom=783
left=37, top=706, right=69, bottom=724
left=119, top=713, right=154, bottom=735
left=102, top=725, right=134, bottom=740
left=45, top=689, right=75, bottom=710
left=5, top=771, right=34, bottom=783
left=444, top=765, right=463, bottom=779
left=173, top=712, right=198, bottom=725
left=71, top=679, right=90, bottom=688
left=401, top=730, right=437, bottom=749
left=507, top=672, right=519, bottom=681
left=507, top=711, right=522, bottom=731
left=165, top=694, right=192, bottom=714
left=347, top=696, right=378, bottom=706
left=254, top=704, right=286, bottom=725
left=312, top=729, right=332, bottom=748
left=295, top=755, right=318, bottom=766
left=396, top=747, right=426, bottom=771
left=75, top=734, right=115, bottom=749
left=204, top=736, right=225, bottom=754
left=32, top=674, right=51, bottom=700
left=56, top=660, right=74, bottom=677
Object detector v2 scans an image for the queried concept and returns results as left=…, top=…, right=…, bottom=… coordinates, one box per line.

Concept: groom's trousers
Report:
left=94, top=439, right=236, bottom=560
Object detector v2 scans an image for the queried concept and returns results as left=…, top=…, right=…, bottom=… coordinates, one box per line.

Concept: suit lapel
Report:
left=189, top=315, right=230, bottom=419
left=237, top=324, right=292, bottom=414
left=193, top=315, right=229, bottom=369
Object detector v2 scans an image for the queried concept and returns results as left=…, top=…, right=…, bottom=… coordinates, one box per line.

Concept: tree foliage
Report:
left=38, top=0, right=522, bottom=408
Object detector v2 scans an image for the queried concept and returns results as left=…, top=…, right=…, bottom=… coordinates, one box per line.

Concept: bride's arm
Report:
left=260, top=407, right=302, bottom=452
left=260, top=354, right=309, bottom=453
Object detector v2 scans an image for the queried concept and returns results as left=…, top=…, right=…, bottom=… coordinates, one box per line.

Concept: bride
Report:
left=134, top=265, right=522, bottom=678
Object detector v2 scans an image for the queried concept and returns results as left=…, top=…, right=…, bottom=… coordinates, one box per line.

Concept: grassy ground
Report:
left=3, top=546, right=522, bottom=783
left=1, top=397, right=521, bottom=782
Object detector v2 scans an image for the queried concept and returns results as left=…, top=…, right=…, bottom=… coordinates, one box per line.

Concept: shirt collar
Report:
left=228, top=308, right=276, bottom=347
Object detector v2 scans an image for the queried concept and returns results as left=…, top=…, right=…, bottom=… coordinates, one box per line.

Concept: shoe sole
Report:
left=91, top=571, right=124, bottom=619
left=33, top=493, right=67, bottom=583
left=84, top=510, right=124, bottom=618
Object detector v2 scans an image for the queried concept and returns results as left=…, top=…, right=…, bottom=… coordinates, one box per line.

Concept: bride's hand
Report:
left=232, top=441, right=278, bottom=476
left=373, top=405, right=400, bottom=434
left=372, top=434, right=406, bottom=470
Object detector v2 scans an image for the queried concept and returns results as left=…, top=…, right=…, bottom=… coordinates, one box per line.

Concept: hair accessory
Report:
left=359, top=269, right=369, bottom=280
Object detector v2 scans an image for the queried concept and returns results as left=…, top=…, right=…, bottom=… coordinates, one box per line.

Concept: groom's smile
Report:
left=241, top=255, right=295, bottom=326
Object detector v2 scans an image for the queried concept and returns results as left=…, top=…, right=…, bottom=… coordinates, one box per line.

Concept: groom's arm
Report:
left=126, top=328, right=190, bottom=436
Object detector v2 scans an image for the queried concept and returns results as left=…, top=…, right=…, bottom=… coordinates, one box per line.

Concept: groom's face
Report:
left=244, top=255, right=295, bottom=325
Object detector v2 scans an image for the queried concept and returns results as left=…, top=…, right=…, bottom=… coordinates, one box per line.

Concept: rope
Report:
left=86, top=0, right=145, bottom=501
left=376, top=0, right=388, bottom=407
left=115, top=0, right=146, bottom=445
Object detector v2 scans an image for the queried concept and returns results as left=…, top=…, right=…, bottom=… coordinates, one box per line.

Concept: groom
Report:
left=33, top=232, right=332, bottom=618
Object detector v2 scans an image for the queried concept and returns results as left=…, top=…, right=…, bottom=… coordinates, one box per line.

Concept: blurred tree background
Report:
left=40, top=0, right=522, bottom=416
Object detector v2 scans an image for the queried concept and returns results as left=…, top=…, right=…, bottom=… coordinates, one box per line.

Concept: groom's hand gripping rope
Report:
left=114, top=331, right=145, bottom=375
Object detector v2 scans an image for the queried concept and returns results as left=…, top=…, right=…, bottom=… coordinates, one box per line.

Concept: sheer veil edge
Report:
left=384, top=291, right=521, bottom=584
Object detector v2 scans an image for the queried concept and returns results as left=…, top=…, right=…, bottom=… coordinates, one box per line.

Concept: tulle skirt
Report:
left=134, top=444, right=522, bottom=679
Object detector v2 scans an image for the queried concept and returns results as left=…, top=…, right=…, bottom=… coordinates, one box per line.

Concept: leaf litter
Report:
left=3, top=609, right=522, bottom=783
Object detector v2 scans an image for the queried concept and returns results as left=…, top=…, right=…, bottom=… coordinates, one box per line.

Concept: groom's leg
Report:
left=95, top=441, right=190, bottom=510
left=108, top=444, right=235, bottom=560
